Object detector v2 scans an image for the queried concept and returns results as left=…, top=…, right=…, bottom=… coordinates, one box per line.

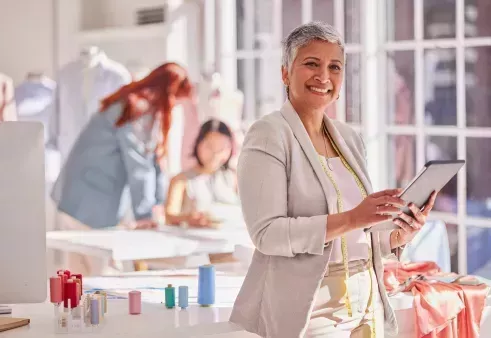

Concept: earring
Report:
left=286, top=86, right=290, bottom=98
left=337, top=94, right=340, bottom=100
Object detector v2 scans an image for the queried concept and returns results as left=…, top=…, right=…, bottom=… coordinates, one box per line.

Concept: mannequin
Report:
left=53, top=46, right=132, bottom=162
left=0, top=72, right=17, bottom=122
left=15, top=72, right=56, bottom=142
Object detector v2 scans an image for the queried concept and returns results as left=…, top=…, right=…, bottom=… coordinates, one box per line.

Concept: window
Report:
left=385, top=0, right=491, bottom=276
left=215, top=0, right=362, bottom=125
left=210, top=0, right=491, bottom=276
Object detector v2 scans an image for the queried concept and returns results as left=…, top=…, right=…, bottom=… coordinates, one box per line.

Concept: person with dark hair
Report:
left=52, top=62, right=193, bottom=230
left=165, top=118, right=239, bottom=227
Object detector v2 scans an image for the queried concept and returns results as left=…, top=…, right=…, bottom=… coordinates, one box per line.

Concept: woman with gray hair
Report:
left=229, top=22, right=437, bottom=337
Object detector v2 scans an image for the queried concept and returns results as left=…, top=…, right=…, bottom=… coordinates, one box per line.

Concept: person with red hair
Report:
left=51, top=62, right=193, bottom=235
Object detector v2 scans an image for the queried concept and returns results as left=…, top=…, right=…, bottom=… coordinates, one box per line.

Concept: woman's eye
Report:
left=330, top=64, right=342, bottom=71
left=306, top=62, right=318, bottom=67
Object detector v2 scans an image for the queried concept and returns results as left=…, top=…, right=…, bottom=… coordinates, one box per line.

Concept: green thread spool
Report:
left=165, top=284, right=175, bottom=309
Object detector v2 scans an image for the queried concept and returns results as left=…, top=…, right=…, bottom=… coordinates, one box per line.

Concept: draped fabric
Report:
left=384, top=261, right=489, bottom=338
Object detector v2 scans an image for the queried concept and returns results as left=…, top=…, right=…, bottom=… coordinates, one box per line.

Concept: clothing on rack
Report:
left=15, top=75, right=56, bottom=142
left=51, top=50, right=132, bottom=162
left=0, top=73, right=17, bottom=122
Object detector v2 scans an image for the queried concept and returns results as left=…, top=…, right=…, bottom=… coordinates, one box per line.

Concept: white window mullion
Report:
left=302, top=0, right=312, bottom=24
left=414, top=0, right=425, bottom=172
left=335, top=0, right=346, bottom=123
left=362, top=0, right=384, bottom=191
left=456, top=0, right=467, bottom=275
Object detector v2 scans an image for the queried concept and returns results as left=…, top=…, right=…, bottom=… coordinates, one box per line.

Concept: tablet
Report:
left=365, top=160, right=465, bottom=233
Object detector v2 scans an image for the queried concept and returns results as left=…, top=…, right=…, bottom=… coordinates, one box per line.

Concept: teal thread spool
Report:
left=165, top=284, right=175, bottom=309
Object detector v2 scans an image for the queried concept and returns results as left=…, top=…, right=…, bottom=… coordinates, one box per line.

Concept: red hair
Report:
left=100, top=62, right=193, bottom=163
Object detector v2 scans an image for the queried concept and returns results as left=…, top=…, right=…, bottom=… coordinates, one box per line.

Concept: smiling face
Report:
left=282, top=40, right=344, bottom=113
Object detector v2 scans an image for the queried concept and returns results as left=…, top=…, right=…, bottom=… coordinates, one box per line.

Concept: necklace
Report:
left=321, top=127, right=334, bottom=171
left=318, top=122, right=376, bottom=338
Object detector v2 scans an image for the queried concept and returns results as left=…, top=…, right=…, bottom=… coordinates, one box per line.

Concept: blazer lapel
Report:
left=323, top=116, right=373, bottom=194
left=280, top=101, right=333, bottom=211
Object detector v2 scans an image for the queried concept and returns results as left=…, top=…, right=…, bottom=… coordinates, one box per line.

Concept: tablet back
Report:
left=400, top=160, right=465, bottom=213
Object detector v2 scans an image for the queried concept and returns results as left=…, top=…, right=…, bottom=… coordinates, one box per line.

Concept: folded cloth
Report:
left=384, top=261, right=489, bottom=338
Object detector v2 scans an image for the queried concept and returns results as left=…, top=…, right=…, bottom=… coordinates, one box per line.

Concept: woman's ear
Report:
left=281, top=66, right=289, bottom=87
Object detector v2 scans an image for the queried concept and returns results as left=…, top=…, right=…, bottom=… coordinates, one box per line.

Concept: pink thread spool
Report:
left=128, top=291, right=141, bottom=315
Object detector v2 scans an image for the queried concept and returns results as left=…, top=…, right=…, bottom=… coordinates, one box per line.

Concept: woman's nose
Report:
left=314, top=69, right=330, bottom=84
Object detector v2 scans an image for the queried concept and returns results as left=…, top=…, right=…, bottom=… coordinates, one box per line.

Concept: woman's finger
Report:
left=371, top=188, right=403, bottom=198
left=374, top=195, right=407, bottom=208
left=393, top=218, right=413, bottom=233
left=376, top=205, right=400, bottom=215
left=422, top=191, right=438, bottom=216
left=397, top=212, right=419, bottom=230
left=408, top=203, right=425, bottom=224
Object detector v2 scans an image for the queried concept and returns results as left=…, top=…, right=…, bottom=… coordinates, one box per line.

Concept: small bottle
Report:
left=165, top=284, right=175, bottom=309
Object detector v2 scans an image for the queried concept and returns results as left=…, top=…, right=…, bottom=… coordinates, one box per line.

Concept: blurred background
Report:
left=1, top=0, right=491, bottom=277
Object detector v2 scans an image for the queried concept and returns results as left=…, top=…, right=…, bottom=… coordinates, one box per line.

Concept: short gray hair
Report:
left=281, top=21, right=345, bottom=72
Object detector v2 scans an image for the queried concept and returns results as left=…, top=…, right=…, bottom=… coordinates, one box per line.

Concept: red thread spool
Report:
left=64, top=280, right=79, bottom=308
left=49, top=276, right=63, bottom=303
left=58, top=273, right=68, bottom=300
left=73, top=274, right=83, bottom=290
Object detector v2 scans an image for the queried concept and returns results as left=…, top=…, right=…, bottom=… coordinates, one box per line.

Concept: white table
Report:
left=4, top=270, right=490, bottom=337
left=46, top=227, right=252, bottom=272
left=1, top=301, right=258, bottom=337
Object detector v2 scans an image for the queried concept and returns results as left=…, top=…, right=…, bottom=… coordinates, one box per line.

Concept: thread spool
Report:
left=198, top=265, right=215, bottom=306
left=90, top=297, right=99, bottom=325
left=50, top=276, right=63, bottom=303
left=64, top=280, right=79, bottom=308
left=165, top=284, right=175, bottom=309
left=96, top=291, right=107, bottom=313
left=178, top=286, right=188, bottom=309
left=73, top=274, right=82, bottom=287
left=58, top=273, right=68, bottom=300
left=128, top=291, right=141, bottom=315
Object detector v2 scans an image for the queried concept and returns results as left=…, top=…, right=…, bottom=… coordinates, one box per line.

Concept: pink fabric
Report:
left=384, top=261, right=489, bottom=338
left=323, top=157, right=369, bottom=263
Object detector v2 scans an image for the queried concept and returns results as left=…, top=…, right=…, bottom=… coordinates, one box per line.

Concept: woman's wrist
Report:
left=324, top=211, right=356, bottom=242
left=390, top=229, right=403, bottom=249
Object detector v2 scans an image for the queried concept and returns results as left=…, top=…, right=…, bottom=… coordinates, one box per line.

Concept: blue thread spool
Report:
left=198, top=265, right=215, bottom=306
left=90, top=298, right=99, bottom=325
left=178, top=286, right=188, bottom=309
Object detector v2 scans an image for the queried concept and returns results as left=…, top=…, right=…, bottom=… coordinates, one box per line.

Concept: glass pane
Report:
left=344, top=0, right=361, bottom=44
left=446, top=223, right=459, bottom=273
left=424, top=0, right=456, bottom=39
left=466, top=138, right=491, bottom=218
left=236, top=0, right=279, bottom=50
left=386, top=0, right=414, bottom=41
left=465, top=47, right=491, bottom=127
left=282, top=0, right=302, bottom=41
left=388, top=135, right=416, bottom=188
left=312, top=0, right=334, bottom=25
left=465, top=1, right=491, bottom=37
left=387, top=51, right=415, bottom=125
left=467, top=225, right=491, bottom=277
left=424, top=49, right=457, bottom=126
left=345, top=53, right=361, bottom=123
left=237, top=57, right=283, bottom=121
left=426, top=136, right=457, bottom=213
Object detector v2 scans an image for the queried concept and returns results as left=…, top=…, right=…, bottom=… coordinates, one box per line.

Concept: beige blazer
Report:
left=229, top=100, right=398, bottom=338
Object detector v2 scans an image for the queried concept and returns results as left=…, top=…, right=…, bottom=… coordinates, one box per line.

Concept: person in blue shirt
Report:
left=51, top=62, right=193, bottom=231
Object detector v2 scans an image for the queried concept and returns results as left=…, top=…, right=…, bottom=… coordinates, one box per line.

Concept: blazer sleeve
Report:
left=116, top=125, right=159, bottom=220
left=237, top=119, right=327, bottom=257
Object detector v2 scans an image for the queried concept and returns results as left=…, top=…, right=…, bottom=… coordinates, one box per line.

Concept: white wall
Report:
left=0, top=0, right=54, bottom=84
